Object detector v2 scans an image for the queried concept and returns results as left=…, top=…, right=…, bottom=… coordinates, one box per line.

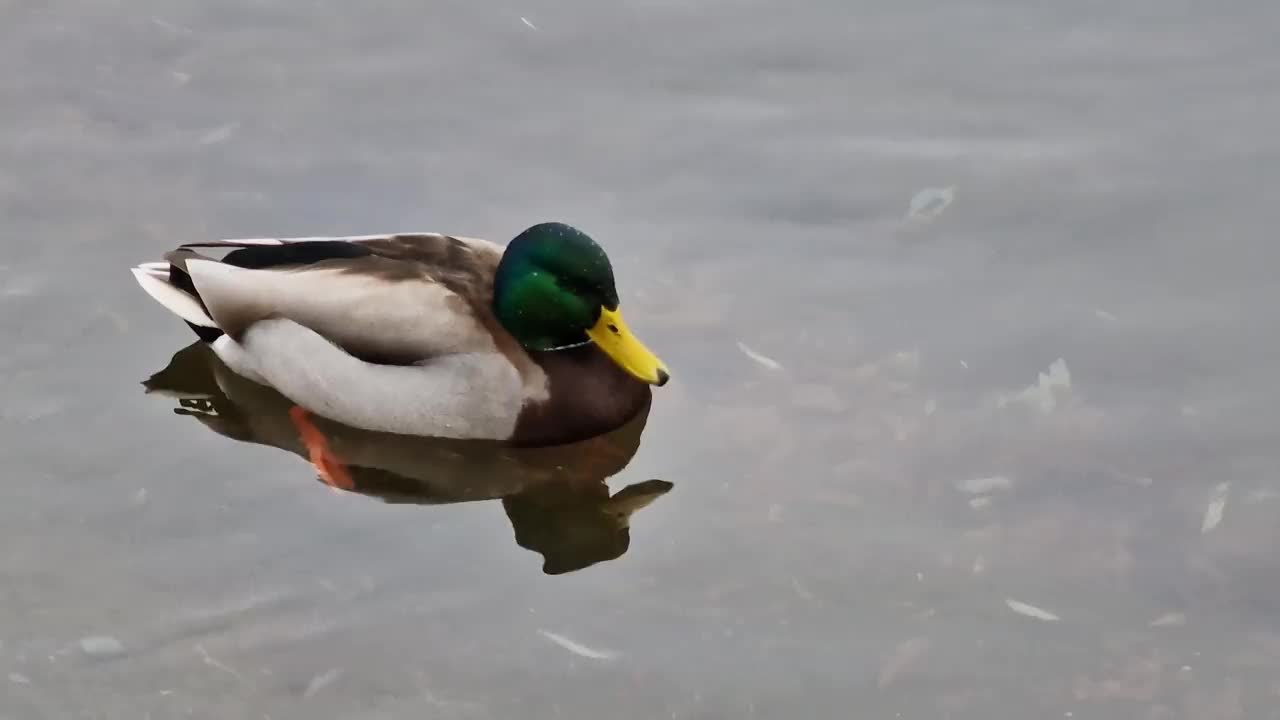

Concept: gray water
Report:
left=4, top=1, right=1280, bottom=718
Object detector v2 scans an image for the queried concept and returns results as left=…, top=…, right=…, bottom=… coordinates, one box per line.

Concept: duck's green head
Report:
left=493, top=222, right=669, bottom=386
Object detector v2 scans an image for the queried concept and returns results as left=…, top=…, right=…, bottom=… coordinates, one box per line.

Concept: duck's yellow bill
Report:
left=587, top=307, right=670, bottom=386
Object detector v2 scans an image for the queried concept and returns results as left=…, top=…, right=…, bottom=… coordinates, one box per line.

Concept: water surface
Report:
left=3, top=1, right=1279, bottom=718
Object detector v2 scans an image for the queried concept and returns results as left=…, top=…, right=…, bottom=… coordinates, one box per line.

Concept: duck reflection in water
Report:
left=142, top=342, right=673, bottom=575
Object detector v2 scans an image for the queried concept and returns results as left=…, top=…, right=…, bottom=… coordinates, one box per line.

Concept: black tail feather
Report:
left=166, top=262, right=224, bottom=342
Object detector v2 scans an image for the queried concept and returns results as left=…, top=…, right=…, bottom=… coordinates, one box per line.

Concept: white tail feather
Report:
left=131, top=267, right=218, bottom=328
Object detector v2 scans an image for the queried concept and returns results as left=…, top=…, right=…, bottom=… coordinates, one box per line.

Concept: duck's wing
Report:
left=166, top=232, right=508, bottom=364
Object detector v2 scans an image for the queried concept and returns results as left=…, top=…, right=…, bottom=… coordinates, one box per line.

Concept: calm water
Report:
left=3, top=1, right=1280, bottom=718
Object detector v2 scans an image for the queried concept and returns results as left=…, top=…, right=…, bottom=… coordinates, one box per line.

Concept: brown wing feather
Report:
left=178, top=234, right=507, bottom=366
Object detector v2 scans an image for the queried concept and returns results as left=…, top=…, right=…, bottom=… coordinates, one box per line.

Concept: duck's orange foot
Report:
left=288, top=406, right=354, bottom=492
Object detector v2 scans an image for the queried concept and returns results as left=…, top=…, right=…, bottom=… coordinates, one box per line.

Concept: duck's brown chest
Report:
left=510, top=345, right=652, bottom=446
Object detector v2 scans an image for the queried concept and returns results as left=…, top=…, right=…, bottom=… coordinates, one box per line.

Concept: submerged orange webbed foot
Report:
left=288, top=406, right=354, bottom=492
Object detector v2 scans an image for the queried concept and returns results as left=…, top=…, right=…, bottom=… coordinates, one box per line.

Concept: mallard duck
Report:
left=131, top=221, right=669, bottom=448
